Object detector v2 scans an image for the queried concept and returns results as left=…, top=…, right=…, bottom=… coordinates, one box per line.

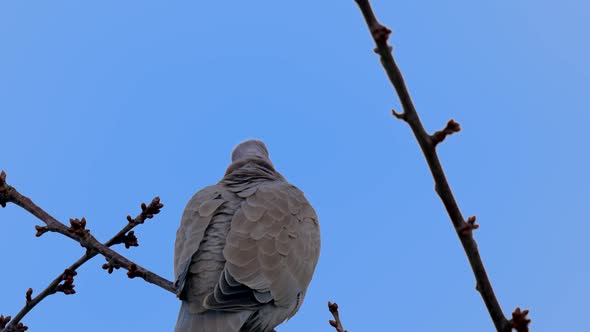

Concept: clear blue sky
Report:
left=1, top=1, right=588, bottom=331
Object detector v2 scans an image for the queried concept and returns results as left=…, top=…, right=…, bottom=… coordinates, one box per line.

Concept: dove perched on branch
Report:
left=174, top=139, right=321, bottom=332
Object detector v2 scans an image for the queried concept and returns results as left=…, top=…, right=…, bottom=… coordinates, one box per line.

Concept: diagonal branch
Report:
left=353, top=1, right=529, bottom=331
left=0, top=175, right=174, bottom=292
left=1, top=194, right=167, bottom=331
left=1, top=171, right=176, bottom=330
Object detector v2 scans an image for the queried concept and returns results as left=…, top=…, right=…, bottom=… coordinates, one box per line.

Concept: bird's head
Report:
left=231, top=139, right=272, bottom=164
left=224, top=139, right=281, bottom=177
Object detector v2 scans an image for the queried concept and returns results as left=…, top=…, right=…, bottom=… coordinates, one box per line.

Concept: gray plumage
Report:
left=174, top=139, right=321, bottom=332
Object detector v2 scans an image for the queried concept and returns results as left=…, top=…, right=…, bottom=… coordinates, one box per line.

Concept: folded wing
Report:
left=206, top=181, right=320, bottom=313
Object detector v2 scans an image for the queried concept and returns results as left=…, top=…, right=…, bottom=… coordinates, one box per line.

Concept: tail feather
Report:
left=174, top=302, right=252, bottom=332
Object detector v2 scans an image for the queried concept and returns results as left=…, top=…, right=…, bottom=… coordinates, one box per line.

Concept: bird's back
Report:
left=174, top=143, right=320, bottom=332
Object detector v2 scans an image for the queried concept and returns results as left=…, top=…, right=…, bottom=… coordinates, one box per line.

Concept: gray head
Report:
left=231, top=139, right=271, bottom=164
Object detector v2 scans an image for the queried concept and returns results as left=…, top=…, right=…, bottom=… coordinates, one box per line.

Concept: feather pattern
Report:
left=174, top=140, right=320, bottom=332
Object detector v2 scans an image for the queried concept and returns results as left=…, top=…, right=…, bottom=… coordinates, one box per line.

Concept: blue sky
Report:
left=1, top=1, right=588, bottom=331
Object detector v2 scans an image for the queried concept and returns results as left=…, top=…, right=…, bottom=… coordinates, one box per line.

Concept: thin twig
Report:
left=1, top=195, right=166, bottom=330
left=1, top=174, right=173, bottom=292
left=328, top=302, right=347, bottom=332
left=1, top=172, right=175, bottom=330
left=353, top=1, right=529, bottom=331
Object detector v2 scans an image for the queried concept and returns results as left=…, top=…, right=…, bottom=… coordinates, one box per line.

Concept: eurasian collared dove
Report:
left=174, top=139, right=321, bottom=332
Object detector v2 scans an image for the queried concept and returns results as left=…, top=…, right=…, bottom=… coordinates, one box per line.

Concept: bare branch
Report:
left=0, top=172, right=173, bottom=330
left=0, top=174, right=173, bottom=292
left=328, top=302, right=347, bottom=332
left=354, top=1, right=529, bottom=331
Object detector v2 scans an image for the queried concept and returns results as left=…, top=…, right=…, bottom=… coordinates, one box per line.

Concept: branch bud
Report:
left=0, top=170, right=8, bottom=208
left=25, top=288, right=33, bottom=305
left=459, top=215, right=479, bottom=236
left=112, top=231, right=139, bottom=249
left=0, top=315, right=11, bottom=329
left=67, top=218, right=90, bottom=238
left=126, top=263, right=144, bottom=279
left=34, top=225, right=49, bottom=237
left=136, top=197, right=164, bottom=223
left=55, top=269, right=77, bottom=295
left=102, top=259, right=120, bottom=274
left=511, top=307, right=531, bottom=332
left=431, top=119, right=461, bottom=147
left=370, top=23, right=392, bottom=44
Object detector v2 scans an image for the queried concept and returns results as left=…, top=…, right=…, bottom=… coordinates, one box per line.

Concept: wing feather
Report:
left=174, top=185, right=223, bottom=295
left=207, top=181, right=320, bottom=310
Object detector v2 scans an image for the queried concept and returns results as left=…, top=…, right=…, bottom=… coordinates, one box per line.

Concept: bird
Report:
left=174, top=139, right=321, bottom=332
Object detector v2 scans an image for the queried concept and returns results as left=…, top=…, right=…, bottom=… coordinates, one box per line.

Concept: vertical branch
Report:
left=353, top=1, right=529, bottom=331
